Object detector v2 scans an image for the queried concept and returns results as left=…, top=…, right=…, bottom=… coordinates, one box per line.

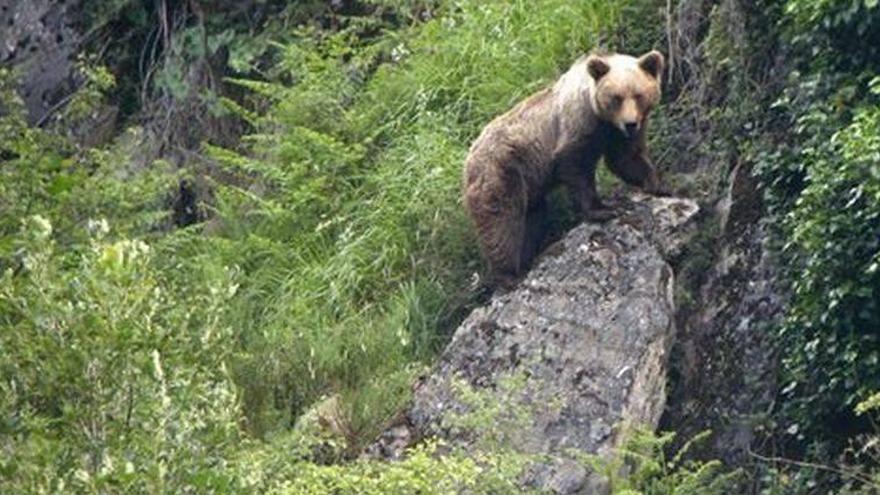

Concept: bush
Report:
left=0, top=219, right=244, bottom=492
left=743, top=1, right=880, bottom=456
left=767, top=79, right=880, bottom=442
left=783, top=0, right=880, bottom=71
left=595, top=429, right=742, bottom=495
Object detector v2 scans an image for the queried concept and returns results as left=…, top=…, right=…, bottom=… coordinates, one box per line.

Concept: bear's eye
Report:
left=634, top=93, right=644, bottom=103
left=611, top=95, right=623, bottom=106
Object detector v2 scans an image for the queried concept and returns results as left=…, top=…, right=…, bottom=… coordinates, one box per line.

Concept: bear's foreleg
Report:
left=558, top=155, right=616, bottom=222
left=605, top=132, right=668, bottom=195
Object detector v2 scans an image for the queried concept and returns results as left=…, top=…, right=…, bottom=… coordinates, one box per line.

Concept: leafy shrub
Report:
left=783, top=0, right=880, bottom=71
left=738, top=0, right=880, bottom=466
left=264, top=440, right=523, bottom=494
left=0, top=219, right=244, bottom=492
left=741, top=0, right=879, bottom=444
left=593, top=429, right=742, bottom=495
left=767, top=79, right=880, bottom=442
left=753, top=391, right=880, bottom=495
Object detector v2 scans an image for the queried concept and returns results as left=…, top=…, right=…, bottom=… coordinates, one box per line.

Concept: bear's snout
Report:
left=624, top=122, right=639, bottom=138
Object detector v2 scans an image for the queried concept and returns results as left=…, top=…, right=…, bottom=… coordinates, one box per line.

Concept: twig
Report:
left=35, top=87, right=80, bottom=128
left=159, top=0, right=171, bottom=52
left=666, top=0, right=676, bottom=85
left=748, top=448, right=880, bottom=489
left=124, top=382, right=134, bottom=432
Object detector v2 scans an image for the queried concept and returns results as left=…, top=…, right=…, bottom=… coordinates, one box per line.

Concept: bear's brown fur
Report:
left=463, top=50, right=667, bottom=288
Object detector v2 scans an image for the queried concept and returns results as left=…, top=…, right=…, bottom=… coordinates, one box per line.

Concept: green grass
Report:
left=206, top=0, right=627, bottom=443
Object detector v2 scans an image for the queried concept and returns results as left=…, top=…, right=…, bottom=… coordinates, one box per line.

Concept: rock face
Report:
left=0, top=0, right=81, bottom=125
left=660, top=161, right=785, bottom=466
left=370, top=194, right=699, bottom=494
left=649, top=0, right=788, bottom=470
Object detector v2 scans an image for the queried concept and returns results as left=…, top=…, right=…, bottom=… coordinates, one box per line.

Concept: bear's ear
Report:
left=638, top=50, right=665, bottom=79
left=586, top=55, right=610, bottom=81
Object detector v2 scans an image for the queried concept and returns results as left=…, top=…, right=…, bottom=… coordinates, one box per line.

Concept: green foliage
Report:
left=0, top=69, right=173, bottom=254
left=439, top=371, right=567, bottom=454
left=247, top=427, right=737, bottom=495
left=753, top=394, right=880, bottom=495
left=783, top=0, right=880, bottom=70
left=1, top=219, right=244, bottom=492
left=578, top=429, right=741, bottom=495
left=0, top=69, right=68, bottom=242
left=724, top=0, right=880, bottom=482
left=266, top=440, right=523, bottom=494
left=751, top=0, right=880, bottom=449
left=639, top=0, right=880, bottom=486
left=766, top=79, right=880, bottom=441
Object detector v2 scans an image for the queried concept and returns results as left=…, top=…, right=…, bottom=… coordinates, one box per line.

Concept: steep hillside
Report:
left=2, top=0, right=879, bottom=493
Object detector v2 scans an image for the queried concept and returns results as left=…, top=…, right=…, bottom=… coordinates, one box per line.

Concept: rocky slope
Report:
left=661, top=161, right=785, bottom=471
left=369, top=194, right=700, bottom=493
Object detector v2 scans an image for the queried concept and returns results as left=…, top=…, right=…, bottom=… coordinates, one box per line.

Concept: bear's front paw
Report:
left=642, top=176, right=672, bottom=196
left=584, top=207, right=617, bottom=223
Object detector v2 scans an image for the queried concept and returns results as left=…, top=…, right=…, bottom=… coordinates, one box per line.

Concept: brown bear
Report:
left=463, top=50, right=667, bottom=288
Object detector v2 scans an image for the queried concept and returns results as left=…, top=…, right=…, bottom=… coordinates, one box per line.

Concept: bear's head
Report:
left=587, top=51, right=664, bottom=139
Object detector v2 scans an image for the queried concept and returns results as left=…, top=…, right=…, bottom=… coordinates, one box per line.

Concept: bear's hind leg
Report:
left=465, top=172, right=528, bottom=289
left=479, top=211, right=526, bottom=289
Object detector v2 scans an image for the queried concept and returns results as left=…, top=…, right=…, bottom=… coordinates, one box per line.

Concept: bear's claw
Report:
left=585, top=207, right=617, bottom=222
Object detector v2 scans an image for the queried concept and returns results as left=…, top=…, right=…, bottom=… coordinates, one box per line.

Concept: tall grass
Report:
left=207, top=0, right=625, bottom=442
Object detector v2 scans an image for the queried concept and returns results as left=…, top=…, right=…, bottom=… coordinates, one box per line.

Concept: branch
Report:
left=748, top=448, right=880, bottom=489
